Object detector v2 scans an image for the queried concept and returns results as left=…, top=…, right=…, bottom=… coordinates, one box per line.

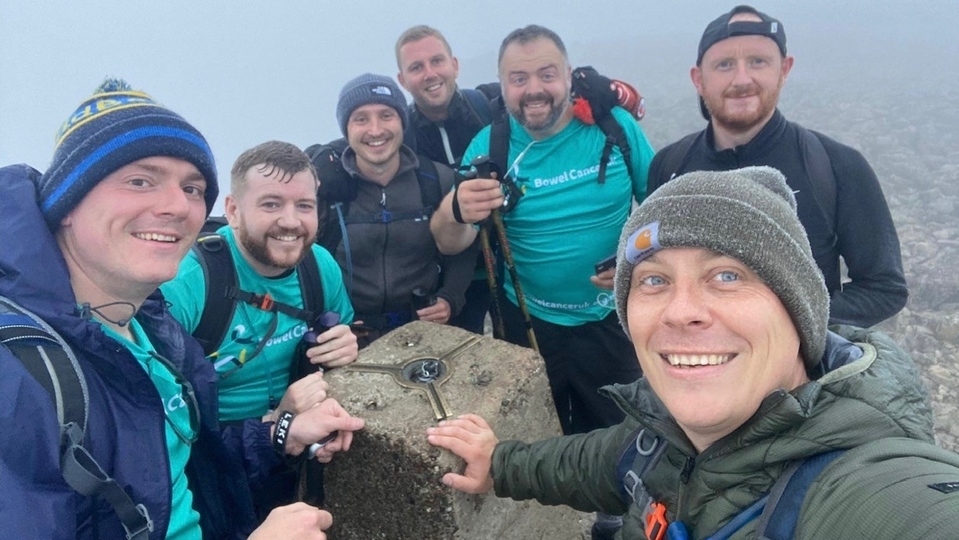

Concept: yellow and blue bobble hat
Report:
left=36, top=78, right=218, bottom=229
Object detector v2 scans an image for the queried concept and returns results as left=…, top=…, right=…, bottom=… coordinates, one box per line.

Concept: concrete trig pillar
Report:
left=321, top=321, right=588, bottom=539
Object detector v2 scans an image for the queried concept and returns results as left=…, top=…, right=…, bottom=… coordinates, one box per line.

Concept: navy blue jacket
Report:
left=0, top=164, right=257, bottom=539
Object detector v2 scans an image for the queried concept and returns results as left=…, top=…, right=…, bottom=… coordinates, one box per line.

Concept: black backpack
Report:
left=0, top=296, right=154, bottom=539
left=461, top=87, right=495, bottom=129
left=190, top=220, right=325, bottom=358
left=487, top=66, right=635, bottom=187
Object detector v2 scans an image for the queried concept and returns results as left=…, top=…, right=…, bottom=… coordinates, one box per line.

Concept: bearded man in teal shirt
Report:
left=162, top=140, right=358, bottom=518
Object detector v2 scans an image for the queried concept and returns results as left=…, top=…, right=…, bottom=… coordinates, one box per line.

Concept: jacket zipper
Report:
left=675, top=455, right=695, bottom=517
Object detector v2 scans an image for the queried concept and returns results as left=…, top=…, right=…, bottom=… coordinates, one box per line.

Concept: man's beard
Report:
left=705, top=82, right=780, bottom=133
left=510, top=92, right=568, bottom=133
left=238, top=222, right=315, bottom=271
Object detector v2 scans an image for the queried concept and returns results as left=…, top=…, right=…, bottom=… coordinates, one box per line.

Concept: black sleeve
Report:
left=825, top=139, right=908, bottom=326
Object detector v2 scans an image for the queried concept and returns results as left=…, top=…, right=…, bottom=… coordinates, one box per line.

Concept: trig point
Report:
left=320, top=321, right=588, bottom=539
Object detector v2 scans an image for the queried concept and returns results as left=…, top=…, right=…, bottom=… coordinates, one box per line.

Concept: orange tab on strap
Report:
left=644, top=501, right=669, bottom=540
left=256, top=293, right=275, bottom=311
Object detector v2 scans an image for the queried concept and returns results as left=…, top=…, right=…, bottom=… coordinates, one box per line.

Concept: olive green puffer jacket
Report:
left=492, top=326, right=959, bottom=539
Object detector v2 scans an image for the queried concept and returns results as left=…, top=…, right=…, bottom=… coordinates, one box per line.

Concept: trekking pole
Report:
left=478, top=225, right=506, bottom=340
left=489, top=208, right=539, bottom=354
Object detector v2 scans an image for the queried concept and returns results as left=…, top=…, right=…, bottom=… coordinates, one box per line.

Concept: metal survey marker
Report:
left=347, top=335, right=483, bottom=421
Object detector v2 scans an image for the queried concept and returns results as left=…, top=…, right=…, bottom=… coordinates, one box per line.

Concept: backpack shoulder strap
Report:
left=415, top=158, right=447, bottom=211
left=0, top=296, right=154, bottom=540
left=307, top=139, right=354, bottom=253
left=653, top=132, right=700, bottom=193
left=595, top=113, right=634, bottom=185
left=192, top=233, right=239, bottom=356
left=487, top=98, right=511, bottom=180
left=798, top=129, right=838, bottom=244
left=616, top=427, right=668, bottom=509
left=705, top=450, right=847, bottom=540
left=461, top=88, right=494, bottom=126
left=0, top=296, right=88, bottom=436
left=754, top=450, right=846, bottom=540
left=296, top=249, right=324, bottom=317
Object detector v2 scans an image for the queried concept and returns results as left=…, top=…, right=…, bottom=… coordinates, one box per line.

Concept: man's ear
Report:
left=397, top=71, right=409, bottom=91
left=780, top=55, right=795, bottom=85
left=224, top=195, right=239, bottom=229
left=690, top=65, right=704, bottom=95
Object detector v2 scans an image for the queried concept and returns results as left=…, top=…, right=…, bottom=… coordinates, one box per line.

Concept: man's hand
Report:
left=306, top=324, right=358, bottom=370
left=249, top=502, right=331, bottom=540
left=281, top=398, right=365, bottom=459
left=416, top=297, right=451, bottom=325
left=590, top=267, right=615, bottom=290
left=273, top=371, right=328, bottom=416
left=427, top=414, right=497, bottom=494
left=452, top=178, right=504, bottom=224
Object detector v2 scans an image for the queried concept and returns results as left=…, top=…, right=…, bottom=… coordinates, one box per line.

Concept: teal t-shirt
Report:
left=461, top=107, right=654, bottom=325
left=160, top=227, right=354, bottom=421
left=99, top=319, right=201, bottom=540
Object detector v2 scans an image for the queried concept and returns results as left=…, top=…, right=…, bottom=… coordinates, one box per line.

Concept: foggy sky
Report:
left=2, top=0, right=956, bottom=212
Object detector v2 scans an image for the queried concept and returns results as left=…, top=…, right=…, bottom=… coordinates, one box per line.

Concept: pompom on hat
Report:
left=613, top=166, right=829, bottom=369
left=36, top=78, right=218, bottom=229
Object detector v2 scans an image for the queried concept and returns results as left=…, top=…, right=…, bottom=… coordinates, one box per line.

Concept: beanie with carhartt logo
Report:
left=36, top=78, right=218, bottom=230
left=335, top=73, right=409, bottom=136
left=613, top=166, right=829, bottom=369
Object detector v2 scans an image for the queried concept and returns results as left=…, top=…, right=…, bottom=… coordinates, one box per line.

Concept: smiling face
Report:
left=692, top=13, right=793, bottom=137
left=626, top=247, right=808, bottom=452
left=498, top=36, right=573, bottom=139
left=397, top=35, right=460, bottom=120
left=346, top=103, right=404, bottom=177
left=225, top=165, right=318, bottom=277
left=57, top=156, right=208, bottom=302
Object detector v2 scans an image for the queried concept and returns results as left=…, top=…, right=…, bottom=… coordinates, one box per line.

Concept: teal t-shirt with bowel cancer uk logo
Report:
left=160, top=227, right=354, bottom=422
left=461, top=106, right=654, bottom=326
left=99, top=319, right=201, bottom=540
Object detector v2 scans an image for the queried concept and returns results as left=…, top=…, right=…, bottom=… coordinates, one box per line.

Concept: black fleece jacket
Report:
left=648, top=110, right=907, bottom=327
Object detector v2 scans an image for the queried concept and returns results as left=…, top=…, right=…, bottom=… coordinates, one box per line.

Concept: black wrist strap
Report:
left=452, top=188, right=467, bottom=224
left=273, top=410, right=295, bottom=455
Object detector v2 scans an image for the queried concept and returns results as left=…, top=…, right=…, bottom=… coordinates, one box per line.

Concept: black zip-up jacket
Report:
left=648, top=110, right=907, bottom=327
left=403, top=88, right=491, bottom=168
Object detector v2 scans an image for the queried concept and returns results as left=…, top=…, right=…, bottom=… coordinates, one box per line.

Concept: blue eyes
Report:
left=714, top=271, right=740, bottom=282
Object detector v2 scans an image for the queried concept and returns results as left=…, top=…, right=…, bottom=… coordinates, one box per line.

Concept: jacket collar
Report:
left=409, top=86, right=466, bottom=127
left=704, top=109, right=787, bottom=161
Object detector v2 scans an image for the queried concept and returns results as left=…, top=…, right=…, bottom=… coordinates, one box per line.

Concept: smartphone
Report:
left=594, top=254, right=617, bottom=274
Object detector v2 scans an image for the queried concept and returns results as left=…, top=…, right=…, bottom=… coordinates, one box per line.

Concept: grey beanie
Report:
left=613, top=166, right=829, bottom=369
left=335, top=73, right=409, bottom=136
